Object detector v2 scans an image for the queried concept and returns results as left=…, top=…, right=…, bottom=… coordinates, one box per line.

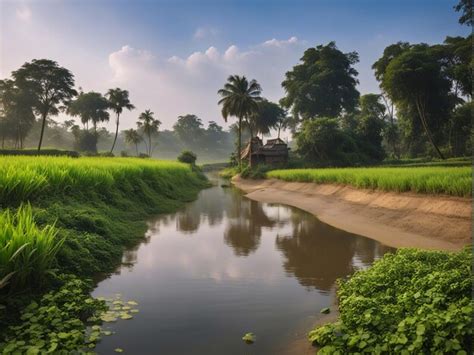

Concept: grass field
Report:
left=0, top=156, right=203, bottom=206
left=267, top=166, right=471, bottom=197
left=0, top=156, right=207, bottom=289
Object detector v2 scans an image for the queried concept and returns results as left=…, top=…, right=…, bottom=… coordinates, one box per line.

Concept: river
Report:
left=93, top=176, right=393, bottom=354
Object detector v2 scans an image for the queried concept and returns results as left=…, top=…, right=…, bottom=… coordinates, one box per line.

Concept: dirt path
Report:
left=232, top=177, right=471, bottom=251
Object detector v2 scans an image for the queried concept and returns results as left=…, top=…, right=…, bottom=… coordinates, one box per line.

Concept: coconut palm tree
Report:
left=137, top=109, right=161, bottom=157
left=106, top=88, right=135, bottom=154
left=124, top=128, right=142, bottom=156
left=217, top=75, right=262, bottom=169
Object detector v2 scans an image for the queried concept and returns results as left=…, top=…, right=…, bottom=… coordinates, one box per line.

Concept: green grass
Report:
left=309, top=248, right=473, bottom=354
left=267, top=166, right=471, bottom=197
left=0, top=205, right=63, bottom=292
left=0, top=156, right=207, bottom=334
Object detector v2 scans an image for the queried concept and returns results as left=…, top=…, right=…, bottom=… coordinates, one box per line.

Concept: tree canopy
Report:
left=281, top=42, right=360, bottom=120
left=12, top=59, right=77, bottom=150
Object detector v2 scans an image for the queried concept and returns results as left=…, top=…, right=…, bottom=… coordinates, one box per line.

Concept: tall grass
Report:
left=0, top=205, right=63, bottom=292
left=267, top=166, right=472, bottom=197
left=0, top=156, right=200, bottom=206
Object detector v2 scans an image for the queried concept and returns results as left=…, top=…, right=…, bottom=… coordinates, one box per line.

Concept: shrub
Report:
left=178, top=150, right=197, bottom=165
left=309, top=248, right=473, bottom=354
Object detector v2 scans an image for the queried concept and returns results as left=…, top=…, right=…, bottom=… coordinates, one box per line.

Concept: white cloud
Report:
left=193, top=26, right=219, bottom=40
left=16, top=3, right=32, bottom=22
left=106, top=37, right=304, bottom=131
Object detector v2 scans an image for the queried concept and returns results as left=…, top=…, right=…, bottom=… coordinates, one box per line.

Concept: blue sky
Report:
left=1, top=0, right=469, bottom=131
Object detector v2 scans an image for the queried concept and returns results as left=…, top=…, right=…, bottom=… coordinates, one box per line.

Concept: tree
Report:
left=454, top=0, right=473, bottom=26
left=177, top=150, right=197, bottom=165
left=106, top=88, right=135, bottom=154
left=0, top=79, right=35, bottom=149
left=432, top=36, right=472, bottom=101
left=173, top=114, right=205, bottom=149
left=217, top=75, right=262, bottom=169
left=67, top=91, right=110, bottom=132
left=137, top=109, right=161, bottom=157
left=67, top=91, right=110, bottom=152
left=381, top=45, right=453, bottom=159
left=248, top=99, right=284, bottom=138
left=354, top=94, right=387, bottom=161
left=124, top=128, right=142, bottom=156
left=295, top=118, right=362, bottom=166
left=12, top=59, right=77, bottom=151
left=281, top=42, right=360, bottom=120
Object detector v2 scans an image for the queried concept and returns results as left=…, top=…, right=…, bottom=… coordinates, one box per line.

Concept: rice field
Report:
left=267, top=166, right=472, bottom=197
left=0, top=156, right=200, bottom=206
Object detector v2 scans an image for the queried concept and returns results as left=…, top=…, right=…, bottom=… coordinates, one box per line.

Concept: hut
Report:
left=241, top=137, right=289, bottom=167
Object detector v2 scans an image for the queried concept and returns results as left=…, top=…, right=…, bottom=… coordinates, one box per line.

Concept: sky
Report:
left=0, top=0, right=469, bottom=131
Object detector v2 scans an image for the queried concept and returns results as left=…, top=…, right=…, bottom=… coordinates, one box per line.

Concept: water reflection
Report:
left=94, top=178, right=394, bottom=354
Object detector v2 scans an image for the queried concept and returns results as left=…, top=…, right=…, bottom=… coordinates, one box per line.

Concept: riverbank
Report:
left=0, top=157, right=208, bottom=352
left=232, top=176, right=471, bottom=251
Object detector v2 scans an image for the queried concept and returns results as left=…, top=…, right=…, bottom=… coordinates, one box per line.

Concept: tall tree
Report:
left=248, top=99, right=284, bottom=138
left=0, top=79, right=36, bottom=149
left=173, top=114, right=205, bottom=149
left=281, top=42, right=360, bottom=120
left=12, top=59, right=77, bottom=151
left=137, top=109, right=161, bottom=156
left=67, top=91, right=110, bottom=132
left=381, top=44, right=453, bottom=159
left=124, top=128, right=142, bottom=156
left=217, top=75, right=262, bottom=169
left=106, top=88, right=135, bottom=154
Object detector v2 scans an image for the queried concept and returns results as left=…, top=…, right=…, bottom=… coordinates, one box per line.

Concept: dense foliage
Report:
left=0, top=276, right=107, bottom=353
left=267, top=166, right=471, bottom=197
left=177, top=150, right=197, bottom=165
left=309, top=248, right=473, bottom=354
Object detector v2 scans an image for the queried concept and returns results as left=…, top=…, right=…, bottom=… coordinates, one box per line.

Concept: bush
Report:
left=178, top=150, right=197, bottom=165
left=309, top=248, right=473, bottom=354
left=0, top=149, right=79, bottom=158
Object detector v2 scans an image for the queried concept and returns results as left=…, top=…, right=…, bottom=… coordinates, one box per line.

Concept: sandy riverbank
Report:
left=232, top=176, right=471, bottom=251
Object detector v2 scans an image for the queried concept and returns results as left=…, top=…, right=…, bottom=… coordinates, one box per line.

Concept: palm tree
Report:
left=137, top=109, right=161, bottom=157
left=106, top=88, right=135, bottom=154
left=217, top=75, right=262, bottom=169
left=124, top=128, right=142, bottom=156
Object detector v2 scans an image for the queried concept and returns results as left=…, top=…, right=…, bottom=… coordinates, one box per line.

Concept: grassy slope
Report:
left=267, top=166, right=471, bottom=197
left=0, top=157, right=207, bottom=331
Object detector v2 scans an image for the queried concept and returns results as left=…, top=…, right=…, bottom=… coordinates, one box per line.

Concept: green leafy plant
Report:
left=309, top=248, right=473, bottom=353
left=0, top=205, right=64, bottom=293
left=0, top=276, right=107, bottom=353
left=177, top=150, right=197, bottom=165
left=242, top=332, right=256, bottom=344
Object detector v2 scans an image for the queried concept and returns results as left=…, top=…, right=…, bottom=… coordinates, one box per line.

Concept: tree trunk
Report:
left=148, top=133, right=152, bottom=157
left=37, top=112, right=47, bottom=151
left=238, top=117, right=242, bottom=171
left=415, top=97, right=445, bottom=159
left=135, top=143, right=139, bottom=156
left=110, top=113, right=120, bottom=154
left=278, top=126, right=281, bottom=139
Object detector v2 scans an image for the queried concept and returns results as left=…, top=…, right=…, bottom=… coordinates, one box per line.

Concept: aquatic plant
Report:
left=267, top=166, right=471, bottom=197
left=309, top=248, right=473, bottom=353
left=0, top=205, right=63, bottom=292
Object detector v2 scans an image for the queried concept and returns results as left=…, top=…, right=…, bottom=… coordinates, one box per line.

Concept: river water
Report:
left=93, top=177, right=393, bottom=354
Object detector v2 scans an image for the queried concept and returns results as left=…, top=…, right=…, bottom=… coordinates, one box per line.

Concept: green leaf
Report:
left=242, top=332, right=256, bottom=344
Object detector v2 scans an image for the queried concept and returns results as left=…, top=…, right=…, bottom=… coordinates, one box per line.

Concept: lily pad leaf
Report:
left=242, top=332, right=256, bottom=344
left=320, top=307, right=330, bottom=314
left=114, top=348, right=124, bottom=353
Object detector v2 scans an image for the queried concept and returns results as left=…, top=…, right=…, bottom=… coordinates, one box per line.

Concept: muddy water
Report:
left=93, top=177, right=393, bottom=354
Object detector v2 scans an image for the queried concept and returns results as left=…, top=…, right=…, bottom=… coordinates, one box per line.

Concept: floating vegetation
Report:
left=0, top=279, right=139, bottom=353
left=320, top=307, right=330, bottom=314
left=242, top=332, right=256, bottom=344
